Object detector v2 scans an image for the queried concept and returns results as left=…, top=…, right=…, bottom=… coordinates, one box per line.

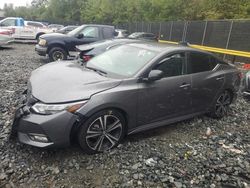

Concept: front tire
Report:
left=48, top=47, right=67, bottom=62
left=209, top=90, right=232, bottom=118
left=77, top=109, right=125, bottom=154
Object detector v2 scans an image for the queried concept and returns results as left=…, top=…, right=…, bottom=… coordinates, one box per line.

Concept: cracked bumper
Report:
left=12, top=105, right=78, bottom=148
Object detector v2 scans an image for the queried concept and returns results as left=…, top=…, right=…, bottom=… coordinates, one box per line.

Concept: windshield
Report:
left=67, top=25, right=84, bottom=37
left=86, top=45, right=157, bottom=78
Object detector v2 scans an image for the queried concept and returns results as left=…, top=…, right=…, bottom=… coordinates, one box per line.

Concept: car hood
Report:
left=40, top=33, right=72, bottom=40
left=29, top=61, right=121, bottom=103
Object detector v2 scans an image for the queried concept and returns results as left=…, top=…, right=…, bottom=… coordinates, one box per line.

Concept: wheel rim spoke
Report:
left=105, top=133, right=118, bottom=147
left=103, top=115, right=108, bottom=130
left=93, top=136, right=104, bottom=151
left=222, top=106, right=227, bottom=115
left=98, top=117, right=104, bottom=130
left=223, top=95, right=230, bottom=105
left=107, top=120, right=121, bottom=133
left=221, top=93, right=226, bottom=102
left=86, top=130, right=102, bottom=139
left=216, top=106, right=222, bottom=115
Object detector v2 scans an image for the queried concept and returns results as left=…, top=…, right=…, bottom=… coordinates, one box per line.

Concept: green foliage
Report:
left=3, top=0, right=250, bottom=24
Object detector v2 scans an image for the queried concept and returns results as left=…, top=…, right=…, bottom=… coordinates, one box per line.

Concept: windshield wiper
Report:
left=85, top=66, right=107, bottom=76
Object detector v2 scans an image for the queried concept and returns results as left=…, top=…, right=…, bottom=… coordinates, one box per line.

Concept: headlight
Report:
left=31, top=101, right=87, bottom=115
left=38, top=38, right=47, bottom=46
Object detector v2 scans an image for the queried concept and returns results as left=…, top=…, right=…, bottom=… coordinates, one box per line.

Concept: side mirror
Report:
left=144, top=70, right=164, bottom=82
left=77, top=33, right=84, bottom=39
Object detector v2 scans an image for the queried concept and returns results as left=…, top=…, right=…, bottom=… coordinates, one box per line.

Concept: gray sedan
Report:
left=12, top=42, right=241, bottom=154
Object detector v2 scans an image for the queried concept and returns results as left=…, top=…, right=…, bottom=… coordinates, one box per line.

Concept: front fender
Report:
left=47, top=41, right=67, bottom=53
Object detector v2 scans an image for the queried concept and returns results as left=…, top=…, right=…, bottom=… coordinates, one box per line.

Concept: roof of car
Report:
left=76, top=38, right=140, bottom=51
left=126, top=41, right=211, bottom=54
left=81, top=24, right=114, bottom=28
left=130, top=32, right=155, bottom=35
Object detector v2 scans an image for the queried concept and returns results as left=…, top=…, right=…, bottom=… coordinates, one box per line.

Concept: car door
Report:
left=187, top=52, right=224, bottom=112
left=137, top=52, right=192, bottom=125
left=20, top=23, right=36, bottom=39
left=76, top=26, right=100, bottom=45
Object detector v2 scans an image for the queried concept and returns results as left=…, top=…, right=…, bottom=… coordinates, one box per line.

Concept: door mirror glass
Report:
left=146, top=70, right=164, bottom=81
left=77, top=33, right=84, bottom=39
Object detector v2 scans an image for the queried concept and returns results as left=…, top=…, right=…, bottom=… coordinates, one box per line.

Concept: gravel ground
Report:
left=0, top=44, right=250, bottom=188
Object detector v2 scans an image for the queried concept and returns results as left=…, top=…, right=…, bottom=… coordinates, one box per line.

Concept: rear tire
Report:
left=209, top=90, right=232, bottom=119
left=77, top=109, right=126, bottom=154
left=48, top=47, right=67, bottom=62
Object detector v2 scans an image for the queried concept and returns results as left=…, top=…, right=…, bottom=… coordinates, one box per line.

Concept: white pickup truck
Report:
left=0, top=17, right=53, bottom=41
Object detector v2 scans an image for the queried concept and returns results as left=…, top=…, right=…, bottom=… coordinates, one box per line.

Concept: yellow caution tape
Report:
left=159, top=40, right=250, bottom=58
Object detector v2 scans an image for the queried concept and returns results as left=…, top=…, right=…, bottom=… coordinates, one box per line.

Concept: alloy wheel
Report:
left=53, top=51, right=64, bottom=61
left=215, top=91, right=231, bottom=117
left=85, top=114, right=123, bottom=152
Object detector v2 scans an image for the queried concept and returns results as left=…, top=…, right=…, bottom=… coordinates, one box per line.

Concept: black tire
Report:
left=48, top=47, right=67, bottom=62
left=209, top=90, right=232, bottom=119
left=77, top=109, right=126, bottom=154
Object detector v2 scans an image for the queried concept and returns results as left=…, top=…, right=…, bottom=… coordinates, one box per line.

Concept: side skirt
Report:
left=127, top=111, right=206, bottom=135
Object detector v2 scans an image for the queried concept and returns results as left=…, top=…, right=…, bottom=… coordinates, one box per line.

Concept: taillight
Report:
left=82, top=55, right=92, bottom=62
left=0, top=31, right=11, bottom=35
left=242, top=63, right=250, bottom=70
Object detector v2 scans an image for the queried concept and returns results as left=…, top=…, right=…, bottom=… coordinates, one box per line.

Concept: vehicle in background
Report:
left=128, top=32, right=158, bottom=41
left=35, top=24, right=115, bottom=62
left=76, top=38, right=140, bottom=62
left=0, top=28, right=14, bottom=46
left=243, top=71, right=250, bottom=99
left=0, top=17, right=53, bottom=41
left=25, top=21, right=47, bottom=28
left=114, top=29, right=129, bottom=38
left=12, top=42, right=241, bottom=154
left=57, top=26, right=78, bottom=34
left=48, top=24, right=64, bottom=31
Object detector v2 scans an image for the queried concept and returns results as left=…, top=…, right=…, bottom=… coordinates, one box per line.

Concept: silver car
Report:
left=11, top=42, right=241, bottom=154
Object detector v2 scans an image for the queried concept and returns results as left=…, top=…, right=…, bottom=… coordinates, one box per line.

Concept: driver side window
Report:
left=80, top=27, right=99, bottom=38
left=154, top=53, right=185, bottom=78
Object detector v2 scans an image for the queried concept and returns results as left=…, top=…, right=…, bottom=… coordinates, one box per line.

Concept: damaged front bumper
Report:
left=11, top=103, right=78, bottom=148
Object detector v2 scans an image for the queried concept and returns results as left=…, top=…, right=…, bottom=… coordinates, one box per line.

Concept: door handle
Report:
left=180, top=83, right=191, bottom=88
left=216, top=77, right=224, bottom=81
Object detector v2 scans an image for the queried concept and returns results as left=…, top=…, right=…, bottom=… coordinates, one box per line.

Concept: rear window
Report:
left=27, top=22, right=43, bottom=27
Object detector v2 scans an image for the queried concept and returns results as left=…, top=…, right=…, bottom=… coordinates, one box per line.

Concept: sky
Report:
left=0, top=0, right=32, bottom=9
